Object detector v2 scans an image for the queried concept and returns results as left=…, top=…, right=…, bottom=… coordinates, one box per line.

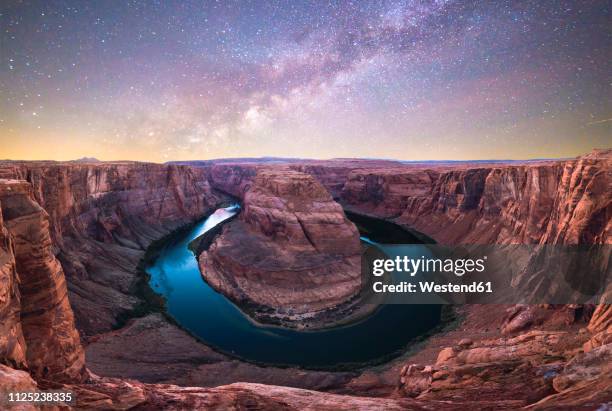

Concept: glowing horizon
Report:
left=1, top=1, right=610, bottom=162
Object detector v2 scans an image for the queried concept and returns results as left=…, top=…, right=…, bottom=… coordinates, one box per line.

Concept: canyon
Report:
left=0, top=149, right=609, bottom=409
left=198, top=169, right=364, bottom=327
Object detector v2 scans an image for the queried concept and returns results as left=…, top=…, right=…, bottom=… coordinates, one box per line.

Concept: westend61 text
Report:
left=373, top=281, right=493, bottom=294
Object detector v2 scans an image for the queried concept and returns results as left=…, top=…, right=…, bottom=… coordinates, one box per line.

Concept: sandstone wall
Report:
left=242, top=170, right=360, bottom=255
left=208, top=163, right=258, bottom=198
left=1, top=163, right=222, bottom=335
left=340, top=150, right=611, bottom=245
left=200, top=169, right=363, bottom=323
left=0, top=196, right=27, bottom=370
left=0, top=180, right=86, bottom=383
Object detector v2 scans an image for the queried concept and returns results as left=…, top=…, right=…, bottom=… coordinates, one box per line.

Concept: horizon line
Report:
left=1, top=148, right=609, bottom=164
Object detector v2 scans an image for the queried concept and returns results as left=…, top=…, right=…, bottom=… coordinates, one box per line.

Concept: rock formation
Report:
left=584, top=303, right=612, bottom=353
left=397, top=328, right=611, bottom=408
left=0, top=179, right=86, bottom=383
left=0, top=150, right=609, bottom=409
left=0, top=364, right=39, bottom=411
left=0, top=195, right=27, bottom=370
left=372, top=150, right=611, bottom=409
left=340, top=149, right=611, bottom=246
left=199, top=169, right=363, bottom=326
left=63, top=377, right=421, bottom=410
left=1, top=162, right=222, bottom=335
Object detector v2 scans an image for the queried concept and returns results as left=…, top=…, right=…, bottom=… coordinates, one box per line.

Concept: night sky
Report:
left=1, top=0, right=610, bottom=162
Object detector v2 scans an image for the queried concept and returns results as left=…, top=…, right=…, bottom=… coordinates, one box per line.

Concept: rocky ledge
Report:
left=197, top=169, right=366, bottom=328
left=397, top=304, right=611, bottom=410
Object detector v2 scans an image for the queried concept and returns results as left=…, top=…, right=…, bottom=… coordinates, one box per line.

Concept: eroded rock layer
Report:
left=199, top=169, right=363, bottom=324
left=0, top=180, right=85, bottom=383
left=340, top=149, right=611, bottom=246
left=0, top=195, right=27, bottom=370
left=0, top=150, right=608, bottom=410
left=1, top=162, right=222, bottom=335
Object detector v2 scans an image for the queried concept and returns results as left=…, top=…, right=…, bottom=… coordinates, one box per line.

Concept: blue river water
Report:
left=147, top=205, right=441, bottom=368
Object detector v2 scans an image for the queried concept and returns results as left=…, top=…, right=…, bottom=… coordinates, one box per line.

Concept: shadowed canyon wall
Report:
left=339, top=149, right=611, bottom=246
left=1, top=163, right=222, bottom=335
left=0, top=192, right=27, bottom=371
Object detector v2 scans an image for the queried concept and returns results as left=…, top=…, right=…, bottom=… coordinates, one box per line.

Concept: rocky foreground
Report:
left=0, top=149, right=609, bottom=409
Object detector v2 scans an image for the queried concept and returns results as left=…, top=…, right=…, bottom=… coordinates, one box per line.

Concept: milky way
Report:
left=1, top=0, right=610, bottom=161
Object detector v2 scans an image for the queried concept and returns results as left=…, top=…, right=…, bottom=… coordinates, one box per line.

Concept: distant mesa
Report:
left=70, top=157, right=101, bottom=163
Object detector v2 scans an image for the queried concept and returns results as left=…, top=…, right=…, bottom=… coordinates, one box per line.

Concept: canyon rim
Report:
left=0, top=150, right=609, bottom=409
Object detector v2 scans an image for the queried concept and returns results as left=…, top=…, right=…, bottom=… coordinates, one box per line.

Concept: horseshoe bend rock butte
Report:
left=198, top=169, right=363, bottom=325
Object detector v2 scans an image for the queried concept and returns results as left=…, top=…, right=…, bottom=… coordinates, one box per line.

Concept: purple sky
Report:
left=1, top=0, right=610, bottom=161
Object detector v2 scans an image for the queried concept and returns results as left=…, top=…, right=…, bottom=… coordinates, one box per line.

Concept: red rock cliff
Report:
left=340, top=150, right=611, bottom=245
left=199, top=169, right=362, bottom=326
left=1, top=162, right=223, bottom=335
left=0, top=194, right=27, bottom=371
left=0, top=179, right=86, bottom=383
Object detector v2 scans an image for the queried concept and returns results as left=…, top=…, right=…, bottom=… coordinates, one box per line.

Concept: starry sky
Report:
left=1, top=0, right=610, bottom=162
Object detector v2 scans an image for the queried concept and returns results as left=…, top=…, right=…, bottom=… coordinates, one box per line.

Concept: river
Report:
left=147, top=205, right=441, bottom=368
